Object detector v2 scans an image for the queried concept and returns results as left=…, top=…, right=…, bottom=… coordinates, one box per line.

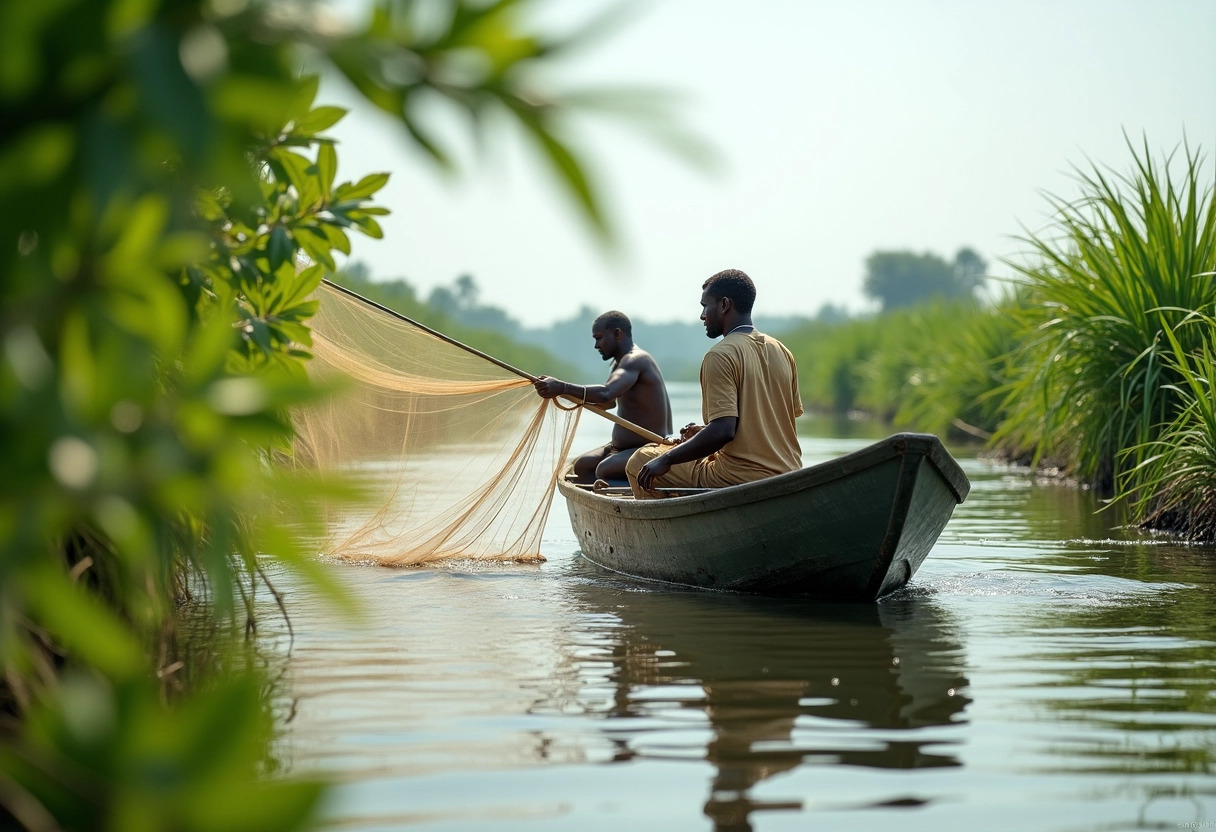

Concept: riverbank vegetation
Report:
left=783, top=138, right=1215, bottom=538
left=996, top=141, right=1215, bottom=492
left=784, top=298, right=1019, bottom=438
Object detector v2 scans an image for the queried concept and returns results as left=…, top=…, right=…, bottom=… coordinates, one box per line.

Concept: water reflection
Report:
left=1017, top=577, right=1216, bottom=777
left=262, top=430, right=1216, bottom=830
left=939, top=460, right=1121, bottom=545
left=565, top=576, right=969, bottom=830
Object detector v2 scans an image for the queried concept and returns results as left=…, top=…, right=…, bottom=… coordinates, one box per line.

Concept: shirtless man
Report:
left=534, top=310, right=672, bottom=484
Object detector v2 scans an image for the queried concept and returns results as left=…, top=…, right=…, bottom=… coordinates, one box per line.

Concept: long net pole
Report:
left=320, top=279, right=672, bottom=446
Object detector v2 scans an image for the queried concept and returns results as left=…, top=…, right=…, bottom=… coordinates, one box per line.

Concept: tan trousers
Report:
left=624, top=443, right=742, bottom=499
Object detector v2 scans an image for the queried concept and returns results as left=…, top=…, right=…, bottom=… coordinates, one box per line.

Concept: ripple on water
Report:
left=253, top=440, right=1216, bottom=832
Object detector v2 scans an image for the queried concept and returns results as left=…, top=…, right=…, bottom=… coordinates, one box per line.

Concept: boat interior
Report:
left=566, top=475, right=711, bottom=499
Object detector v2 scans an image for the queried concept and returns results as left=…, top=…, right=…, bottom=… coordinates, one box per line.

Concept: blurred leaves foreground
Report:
left=0, top=1, right=682, bottom=828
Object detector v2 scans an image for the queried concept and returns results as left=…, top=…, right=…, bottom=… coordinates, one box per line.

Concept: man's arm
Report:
left=599, top=359, right=643, bottom=402
left=635, top=416, right=737, bottom=491
left=534, top=360, right=641, bottom=405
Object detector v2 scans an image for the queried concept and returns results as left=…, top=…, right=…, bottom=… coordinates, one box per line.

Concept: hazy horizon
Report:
left=322, top=0, right=1216, bottom=328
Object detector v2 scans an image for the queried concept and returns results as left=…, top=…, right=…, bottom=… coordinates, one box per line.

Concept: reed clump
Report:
left=991, top=138, right=1216, bottom=503
left=1118, top=316, right=1216, bottom=539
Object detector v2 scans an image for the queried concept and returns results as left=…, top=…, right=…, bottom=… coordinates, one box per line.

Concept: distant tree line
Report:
left=862, top=248, right=987, bottom=311
left=351, top=271, right=827, bottom=382
left=353, top=246, right=987, bottom=383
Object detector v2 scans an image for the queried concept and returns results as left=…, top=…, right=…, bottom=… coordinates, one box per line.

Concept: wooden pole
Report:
left=320, top=278, right=673, bottom=445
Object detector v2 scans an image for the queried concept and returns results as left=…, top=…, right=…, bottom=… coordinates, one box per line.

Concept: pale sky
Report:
left=323, top=0, right=1216, bottom=328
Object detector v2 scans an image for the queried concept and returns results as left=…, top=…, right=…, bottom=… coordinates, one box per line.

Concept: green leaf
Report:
left=334, top=172, right=390, bottom=202
left=183, top=312, right=239, bottom=386
left=442, top=0, right=518, bottom=47
left=317, top=142, right=337, bottom=201
left=195, top=188, right=227, bottom=222
left=105, top=193, right=170, bottom=267
left=351, top=216, right=383, bottom=239
left=319, top=221, right=351, bottom=255
left=268, top=148, right=312, bottom=193
left=212, top=75, right=301, bottom=134
left=294, top=106, right=348, bottom=136
left=327, top=47, right=409, bottom=120
left=401, top=115, right=452, bottom=168
left=292, top=227, right=336, bottom=270
left=291, top=75, right=321, bottom=123
left=267, top=225, right=293, bottom=272
left=515, top=111, right=610, bottom=242
left=273, top=321, right=314, bottom=346
left=282, top=264, right=325, bottom=308
left=246, top=317, right=272, bottom=352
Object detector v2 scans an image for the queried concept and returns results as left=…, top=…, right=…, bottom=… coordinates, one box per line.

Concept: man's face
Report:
left=700, top=290, right=725, bottom=339
left=592, top=326, right=619, bottom=360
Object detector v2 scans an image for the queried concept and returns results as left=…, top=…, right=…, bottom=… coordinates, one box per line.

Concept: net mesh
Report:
left=291, top=282, right=582, bottom=565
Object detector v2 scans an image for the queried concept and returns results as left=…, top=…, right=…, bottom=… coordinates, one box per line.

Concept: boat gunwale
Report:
left=556, top=433, right=969, bottom=521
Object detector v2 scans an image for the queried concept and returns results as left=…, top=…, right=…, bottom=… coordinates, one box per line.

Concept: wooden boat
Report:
left=557, top=433, right=970, bottom=601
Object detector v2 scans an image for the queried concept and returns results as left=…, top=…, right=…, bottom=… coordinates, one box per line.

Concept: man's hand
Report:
left=679, top=423, right=703, bottom=441
left=533, top=376, right=565, bottom=399
left=636, top=454, right=672, bottom=492
left=665, top=423, right=702, bottom=444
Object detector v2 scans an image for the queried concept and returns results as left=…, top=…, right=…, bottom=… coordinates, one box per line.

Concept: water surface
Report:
left=265, top=387, right=1216, bottom=831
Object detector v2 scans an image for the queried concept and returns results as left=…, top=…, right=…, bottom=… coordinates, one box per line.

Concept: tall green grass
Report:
left=992, top=138, right=1216, bottom=488
left=1118, top=313, right=1216, bottom=538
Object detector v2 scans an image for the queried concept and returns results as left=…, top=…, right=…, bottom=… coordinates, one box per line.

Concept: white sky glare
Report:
left=324, top=0, right=1216, bottom=328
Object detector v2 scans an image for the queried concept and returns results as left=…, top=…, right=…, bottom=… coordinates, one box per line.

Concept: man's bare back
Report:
left=605, top=347, right=672, bottom=450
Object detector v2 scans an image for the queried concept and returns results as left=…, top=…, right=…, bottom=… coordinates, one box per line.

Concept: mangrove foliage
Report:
left=1, top=0, right=666, bottom=828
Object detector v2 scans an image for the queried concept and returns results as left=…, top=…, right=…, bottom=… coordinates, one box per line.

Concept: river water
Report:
left=264, top=384, right=1216, bottom=831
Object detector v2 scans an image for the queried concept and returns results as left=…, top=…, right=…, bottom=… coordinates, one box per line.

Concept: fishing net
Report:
left=290, top=281, right=582, bottom=565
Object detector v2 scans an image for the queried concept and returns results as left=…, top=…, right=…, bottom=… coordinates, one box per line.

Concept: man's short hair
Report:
left=702, top=269, right=756, bottom=313
left=594, top=310, right=632, bottom=335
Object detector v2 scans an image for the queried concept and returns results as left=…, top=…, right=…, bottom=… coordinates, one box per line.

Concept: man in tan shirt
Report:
left=627, top=269, right=803, bottom=498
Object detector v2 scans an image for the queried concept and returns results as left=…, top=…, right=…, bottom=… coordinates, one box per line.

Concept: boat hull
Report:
left=558, top=433, right=970, bottom=601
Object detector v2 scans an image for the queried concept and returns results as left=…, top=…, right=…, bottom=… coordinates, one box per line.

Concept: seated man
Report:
left=534, top=310, right=672, bottom=484
left=628, top=269, right=802, bottom=498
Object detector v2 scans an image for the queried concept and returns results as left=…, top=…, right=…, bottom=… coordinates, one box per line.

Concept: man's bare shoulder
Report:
left=619, top=347, right=663, bottom=372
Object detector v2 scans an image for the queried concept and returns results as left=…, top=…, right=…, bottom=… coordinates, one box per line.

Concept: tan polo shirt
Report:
left=700, top=330, right=803, bottom=481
